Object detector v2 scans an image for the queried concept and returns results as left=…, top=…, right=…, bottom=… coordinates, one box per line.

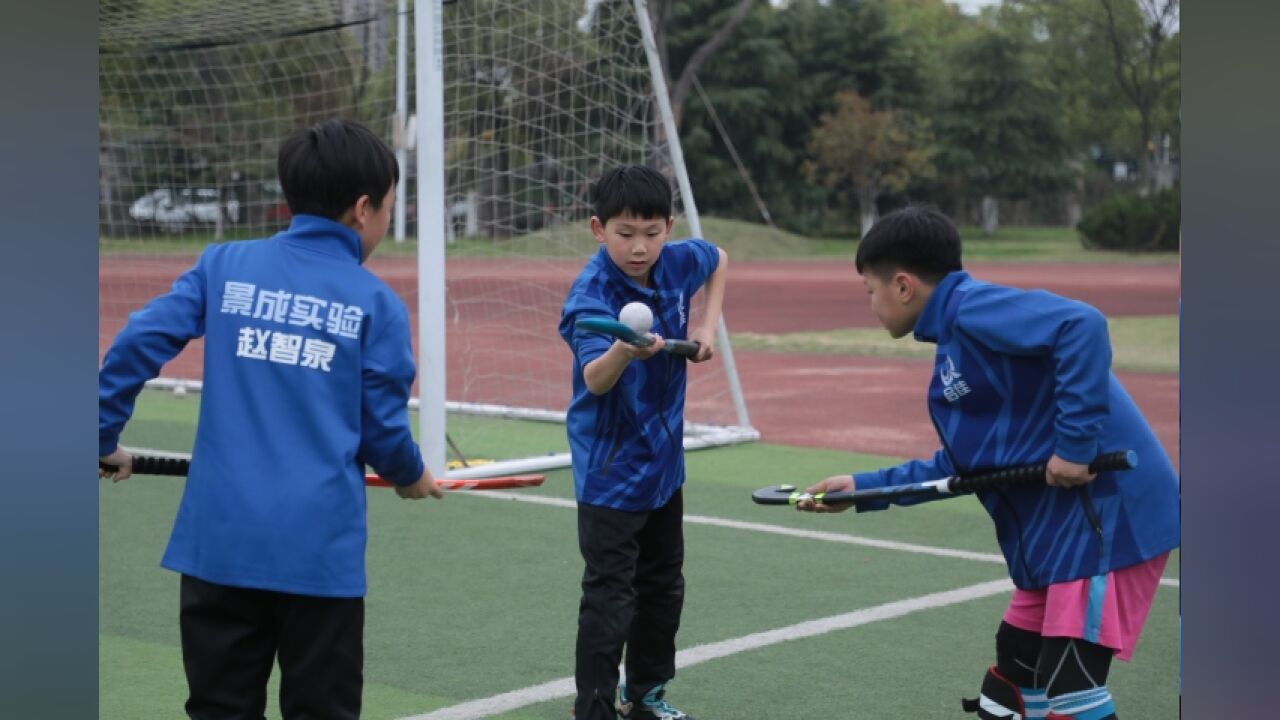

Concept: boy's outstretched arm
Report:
left=583, top=336, right=665, bottom=395
left=99, top=254, right=209, bottom=477
left=688, top=248, right=728, bottom=363
left=359, top=307, right=441, bottom=500
left=796, top=448, right=957, bottom=513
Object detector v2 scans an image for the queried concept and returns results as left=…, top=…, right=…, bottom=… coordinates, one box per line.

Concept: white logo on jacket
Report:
left=939, top=355, right=971, bottom=403
left=678, top=290, right=687, bottom=328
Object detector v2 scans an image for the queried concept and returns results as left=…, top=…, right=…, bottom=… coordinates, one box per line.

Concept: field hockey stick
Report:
left=574, top=316, right=701, bottom=357
left=100, top=454, right=545, bottom=490
left=751, top=450, right=1137, bottom=506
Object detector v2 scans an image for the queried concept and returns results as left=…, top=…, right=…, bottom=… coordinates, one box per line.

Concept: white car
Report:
left=129, top=188, right=241, bottom=231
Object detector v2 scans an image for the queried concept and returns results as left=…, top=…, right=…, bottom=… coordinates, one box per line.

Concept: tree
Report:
left=934, top=24, right=1071, bottom=234
left=883, top=0, right=970, bottom=102
left=1016, top=0, right=1180, bottom=194
left=778, top=0, right=926, bottom=114
left=677, top=0, right=932, bottom=233
left=804, top=90, right=936, bottom=236
left=677, top=8, right=807, bottom=224
left=648, top=0, right=757, bottom=127
left=1092, top=0, right=1179, bottom=193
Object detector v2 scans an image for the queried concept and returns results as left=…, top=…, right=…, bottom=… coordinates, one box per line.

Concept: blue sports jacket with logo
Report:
left=559, top=240, right=720, bottom=511
left=99, top=215, right=425, bottom=597
left=852, top=271, right=1180, bottom=589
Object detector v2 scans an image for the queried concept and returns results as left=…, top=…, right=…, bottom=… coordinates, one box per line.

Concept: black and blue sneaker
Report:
left=616, top=681, right=695, bottom=720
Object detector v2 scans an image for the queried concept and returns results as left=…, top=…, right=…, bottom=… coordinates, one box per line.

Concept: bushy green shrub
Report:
left=1076, top=189, right=1180, bottom=251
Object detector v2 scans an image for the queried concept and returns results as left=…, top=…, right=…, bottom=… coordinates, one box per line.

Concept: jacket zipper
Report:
left=1076, top=487, right=1106, bottom=556
left=928, top=401, right=1038, bottom=587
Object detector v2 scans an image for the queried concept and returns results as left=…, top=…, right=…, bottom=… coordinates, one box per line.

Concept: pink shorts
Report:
left=1002, top=552, right=1170, bottom=662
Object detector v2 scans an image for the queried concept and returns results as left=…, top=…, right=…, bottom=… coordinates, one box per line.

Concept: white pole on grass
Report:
left=393, top=0, right=408, bottom=243
left=632, top=0, right=753, bottom=430
left=416, top=0, right=447, bottom=477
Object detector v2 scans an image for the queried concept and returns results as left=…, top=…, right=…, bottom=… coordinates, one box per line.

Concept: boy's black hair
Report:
left=277, top=118, right=399, bottom=221
left=855, top=205, right=963, bottom=284
left=590, top=165, right=673, bottom=224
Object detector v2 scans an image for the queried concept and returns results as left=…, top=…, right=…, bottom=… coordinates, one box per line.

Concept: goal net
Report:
left=99, top=0, right=756, bottom=477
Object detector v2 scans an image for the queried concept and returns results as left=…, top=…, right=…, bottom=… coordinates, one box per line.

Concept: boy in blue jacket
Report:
left=99, top=119, right=442, bottom=719
left=559, top=166, right=728, bottom=720
left=798, top=207, right=1179, bottom=720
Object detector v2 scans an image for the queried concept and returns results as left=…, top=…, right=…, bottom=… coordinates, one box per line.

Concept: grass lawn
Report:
left=101, top=389, right=1181, bottom=719
left=731, top=315, right=1179, bottom=373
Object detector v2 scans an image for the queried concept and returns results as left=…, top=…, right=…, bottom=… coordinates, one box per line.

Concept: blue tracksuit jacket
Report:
left=853, top=271, right=1180, bottom=589
left=558, top=240, right=720, bottom=511
left=99, top=215, right=425, bottom=597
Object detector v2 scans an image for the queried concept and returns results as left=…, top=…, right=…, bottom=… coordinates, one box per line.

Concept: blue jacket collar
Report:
left=594, top=245, right=661, bottom=297
left=278, top=214, right=365, bottom=264
left=912, top=270, right=970, bottom=343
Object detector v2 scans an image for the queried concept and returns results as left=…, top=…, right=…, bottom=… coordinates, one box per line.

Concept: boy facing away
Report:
left=799, top=207, right=1179, bottom=720
left=99, top=119, right=441, bottom=719
left=558, top=165, right=728, bottom=720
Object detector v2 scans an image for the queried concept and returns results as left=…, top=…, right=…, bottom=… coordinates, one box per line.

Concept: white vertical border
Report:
left=394, top=0, right=408, bottom=242
left=415, top=0, right=447, bottom=476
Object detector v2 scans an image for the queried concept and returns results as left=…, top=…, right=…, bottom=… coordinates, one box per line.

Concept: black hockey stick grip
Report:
left=662, top=339, right=701, bottom=357
left=100, top=455, right=190, bottom=476
left=946, top=450, right=1137, bottom=494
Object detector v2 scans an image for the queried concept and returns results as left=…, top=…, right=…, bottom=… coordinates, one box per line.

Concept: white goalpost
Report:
left=98, top=0, right=757, bottom=480
left=415, top=0, right=448, bottom=476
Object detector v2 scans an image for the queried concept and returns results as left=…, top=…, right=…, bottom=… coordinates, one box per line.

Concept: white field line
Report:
left=397, top=579, right=1015, bottom=720
left=476, top=489, right=1179, bottom=588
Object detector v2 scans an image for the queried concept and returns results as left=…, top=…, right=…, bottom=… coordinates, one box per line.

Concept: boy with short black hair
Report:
left=99, top=118, right=442, bottom=719
left=558, top=165, right=728, bottom=720
left=799, top=206, right=1179, bottom=720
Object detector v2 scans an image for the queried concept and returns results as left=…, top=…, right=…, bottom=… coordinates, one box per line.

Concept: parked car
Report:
left=258, top=180, right=292, bottom=226
left=129, top=188, right=241, bottom=231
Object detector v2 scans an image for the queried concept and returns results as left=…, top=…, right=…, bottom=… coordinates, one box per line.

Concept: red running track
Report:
left=722, top=260, right=1179, bottom=332
left=730, top=352, right=1178, bottom=468
left=100, top=256, right=1178, bottom=464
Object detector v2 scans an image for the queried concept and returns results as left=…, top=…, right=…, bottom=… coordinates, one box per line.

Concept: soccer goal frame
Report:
left=412, top=0, right=755, bottom=479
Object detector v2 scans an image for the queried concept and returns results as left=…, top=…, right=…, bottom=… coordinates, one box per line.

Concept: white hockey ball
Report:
left=619, top=302, right=653, bottom=334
